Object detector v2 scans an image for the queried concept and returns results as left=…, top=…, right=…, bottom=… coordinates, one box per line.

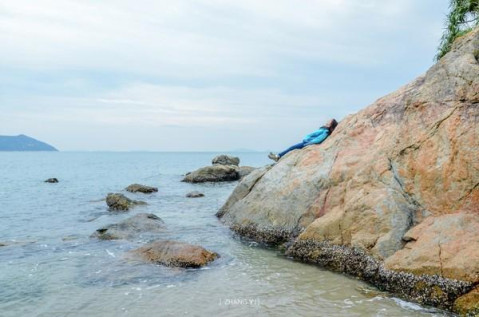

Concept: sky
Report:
left=0, top=0, right=450, bottom=151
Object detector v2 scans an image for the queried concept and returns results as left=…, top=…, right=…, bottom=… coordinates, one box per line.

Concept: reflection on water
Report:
left=0, top=152, right=449, bottom=316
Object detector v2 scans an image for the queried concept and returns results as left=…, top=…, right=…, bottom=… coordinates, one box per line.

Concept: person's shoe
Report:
left=268, top=152, right=279, bottom=162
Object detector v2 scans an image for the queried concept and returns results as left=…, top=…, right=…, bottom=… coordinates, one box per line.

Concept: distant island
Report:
left=0, top=134, right=58, bottom=151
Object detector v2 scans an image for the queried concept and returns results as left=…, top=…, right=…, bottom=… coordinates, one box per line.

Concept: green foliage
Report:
left=436, top=0, right=479, bottom=60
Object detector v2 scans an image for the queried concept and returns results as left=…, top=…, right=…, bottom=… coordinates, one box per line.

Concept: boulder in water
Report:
left=186, top=191, right=204, bottom=198
left=238, top=166, right=256, bottom=179
left=106, top=193, right=146, bottom=211
left=129, top=240, right=218, bottom=268
left=182, top=165, right=239, bottom=183
left=91, top=213, right=166, bottom=240
left=125, top=184, right=158, bottom=194
left=212, top=154, right=240, bottom=166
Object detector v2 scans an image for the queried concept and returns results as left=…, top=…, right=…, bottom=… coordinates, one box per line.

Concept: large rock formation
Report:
left=129, top=240, right=218, bottom=268
left=218, top=28, right=479, bottom=314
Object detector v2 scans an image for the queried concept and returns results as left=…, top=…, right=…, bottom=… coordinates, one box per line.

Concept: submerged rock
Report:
left=91, top=213, right=166, bottom=240
left=129, top=240, right=218, bottom=268
left=106, top=193, right=146, bottom=211
left=125, top=183, right=158, bottom=194
left=62, top=235, right=82, bottom=241
left=183, top=165, right=239, bottom=183
left=186, top=191, right=204, bottom=198
left=44, top=178, right=59, bottom=183
left=212, top=155, right=240, bottom=166
left=217, top=28, right=479, bottom=314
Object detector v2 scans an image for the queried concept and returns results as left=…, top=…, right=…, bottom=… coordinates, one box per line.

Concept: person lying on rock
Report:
left=268, top=119, right=338, bottom=162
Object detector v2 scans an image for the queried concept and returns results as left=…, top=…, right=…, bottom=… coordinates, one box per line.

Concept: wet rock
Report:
left=106, top=193, right=146, bottom=211
left=212, top=155, right=240, bottom=166
left=91, top=213, right=166, bottom=240
left=286, top=240, right=473, bottom=311
left=238, top=166, right=256, bottom=179
left=125, top=183, right=158, bottom=194
left=129, top=240, right=218, bottom=268
left=182, top=165, right=239, bottom=183
left=186, top=191, right=204, bottom=198
left=454, top=286, right=479, bottom=316
left=44, top=178, right=58, bottom=183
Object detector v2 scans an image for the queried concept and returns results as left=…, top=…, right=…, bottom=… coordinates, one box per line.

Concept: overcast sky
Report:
left=0, top=0, right=449, bottom=151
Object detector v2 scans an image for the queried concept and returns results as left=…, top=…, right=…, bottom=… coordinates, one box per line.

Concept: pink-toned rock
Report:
left=218, top=28, right=479, bottom=313
left=130, top=240, right=218, bottom=268
left=220, top=28, right=479, bottom=259
left=385, top=214, right=479, bottom=282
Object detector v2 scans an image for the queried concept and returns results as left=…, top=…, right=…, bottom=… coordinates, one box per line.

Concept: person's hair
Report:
left=320, top=119, right=338, bottom=133
left=328, top=119, right=338, bottom=132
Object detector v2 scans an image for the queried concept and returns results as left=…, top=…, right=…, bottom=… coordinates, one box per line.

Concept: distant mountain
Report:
left=0, top=135, right=58, bottom=151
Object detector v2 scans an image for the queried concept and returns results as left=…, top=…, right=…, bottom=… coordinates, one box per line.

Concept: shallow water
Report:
left=0, top=152, right=449, bottom=316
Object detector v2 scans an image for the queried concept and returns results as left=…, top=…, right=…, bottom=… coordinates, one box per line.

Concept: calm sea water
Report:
left=0, top=152, right=448, bottom=317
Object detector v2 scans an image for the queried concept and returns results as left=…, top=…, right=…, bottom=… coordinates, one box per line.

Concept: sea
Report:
left=0, top=152, right=449, bottom=317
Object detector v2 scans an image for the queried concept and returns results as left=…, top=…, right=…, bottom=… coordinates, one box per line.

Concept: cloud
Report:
left=0, top=0, right=443, bottom=76
left=0, top=0, right=450, bottom=150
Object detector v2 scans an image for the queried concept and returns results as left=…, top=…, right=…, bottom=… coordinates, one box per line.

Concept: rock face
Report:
left=183, top=165, right=240, bottom=183
left=130, top=240, right=218, bottom=268
left=125, top=184, right=158, bottom=194
left=106, top=193, right=146, bottom=211
left=218, top=29, right=479, bottom=314
left=212, top=155, right=240, bottom=166
left=44, top=178, right=59, bottom=183
left=91, top=213, right=166, bottom=240
left=186, top=191, right=204, bottom=198
left=384, top=214, right=479, bottom=283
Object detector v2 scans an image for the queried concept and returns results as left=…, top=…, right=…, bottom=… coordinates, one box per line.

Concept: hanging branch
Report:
left=436, top=0, right=479, bottom=60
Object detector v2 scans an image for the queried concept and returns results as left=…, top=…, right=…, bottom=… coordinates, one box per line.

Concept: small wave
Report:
left=392, top=297, right=439, bottom=313
left=105, top=249, right=116, bottom=258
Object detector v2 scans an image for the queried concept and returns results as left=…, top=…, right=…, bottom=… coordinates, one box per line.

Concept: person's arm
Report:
left=304, top=129, right=329, bottom=145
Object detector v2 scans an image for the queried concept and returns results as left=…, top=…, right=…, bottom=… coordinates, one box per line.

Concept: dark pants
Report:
left=278, top=141, right=307, bottom=158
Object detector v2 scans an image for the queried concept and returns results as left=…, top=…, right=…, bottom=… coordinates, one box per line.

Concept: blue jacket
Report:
left=302, top=127, right=329, bottom=145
